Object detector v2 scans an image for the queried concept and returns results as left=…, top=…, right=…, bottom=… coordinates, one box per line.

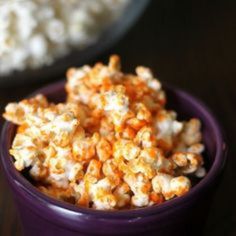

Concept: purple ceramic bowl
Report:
left=1, top=80, right=227, bottom=236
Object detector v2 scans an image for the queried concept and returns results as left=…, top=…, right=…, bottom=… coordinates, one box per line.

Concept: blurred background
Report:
left=0, top=0, right=236, bottom=235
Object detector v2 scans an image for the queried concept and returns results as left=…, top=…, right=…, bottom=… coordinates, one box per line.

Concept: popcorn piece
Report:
left=114, top=139, right=140, bottom=161
left=134, top=103, right=152, bottom=122
left=195, top=167, right=206, bottom=178
left=135, top=127, right=157, bottom=148
left=103, top=85, right=131, bottom=127
left=41, top=111, right=79, bottom=147
left=171, top=152, right=204, bottom=174
left=177, top=119, right=202, bottom=148
left=187, top=143, right=205, bottom=154
left=72, top=181, right=89, bottom=207
left=152, top=173, right=190, bottom=200
left=89, top=177, right=117, bottom=210
left=152, top=173, right=175, bottom=200
left=132, top=193, right=149, bottom=207
left=139, top=148, right=174, bottom=174
left=3, top=94, right=48, bottom=125
left=96, top=137, right=112, bottom=162
left=136, top=66, right=161, bottom=91
left=85, top=159, right=102, bottom=180
left=128, top=157, right=155, bottom=179
left=114, top=183, right=130, bottom=208
left=103, top=86, right=129, bottom=113
left=72, top=133, right=98, bottom=161
left=108, top=54, right=121, bottom=72
left=10, top=133, right=42, bottom=171
left=124, top=173, right=151, bottom=207
left=30, top=161, right=48, bottom=181
left=155, top=110, right=183, bottom=151
left=45, top=145, right=83, bottom=188
left=170, top=176, right=191, bottom=197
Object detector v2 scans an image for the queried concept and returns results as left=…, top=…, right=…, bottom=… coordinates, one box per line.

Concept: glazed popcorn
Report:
left=0, top=0, right=130, bottom=75
left=3, top=55, right=206, bottom=210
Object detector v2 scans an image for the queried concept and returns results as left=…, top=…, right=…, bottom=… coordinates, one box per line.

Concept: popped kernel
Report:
left=96, top=137, right=112, bottom=162
left=3, top=55, right=206, bottom=210
left=152, top=173, right=190, bottom=200
left=114, top=184, right=130, bottom=208
left=171, top=152, right=204, bottom=174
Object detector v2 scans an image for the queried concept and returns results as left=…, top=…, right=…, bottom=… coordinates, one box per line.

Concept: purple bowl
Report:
left=0, top=80, right=227, bottom=236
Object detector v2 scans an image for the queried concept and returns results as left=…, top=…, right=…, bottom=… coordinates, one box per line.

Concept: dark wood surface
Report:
left=0, top=0, right=236, bottom=235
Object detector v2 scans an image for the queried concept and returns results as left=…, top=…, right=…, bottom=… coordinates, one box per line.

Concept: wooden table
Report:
left=0, top=0, right=235, bottom=235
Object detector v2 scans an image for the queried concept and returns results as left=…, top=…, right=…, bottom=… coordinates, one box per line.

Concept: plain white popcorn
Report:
left=4, top=55, right=207, bottom=210
left=0, top=0, right=130, bottom=75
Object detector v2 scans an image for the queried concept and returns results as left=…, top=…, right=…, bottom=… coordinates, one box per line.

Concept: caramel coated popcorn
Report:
left=3, top=56, right=206, bottom=210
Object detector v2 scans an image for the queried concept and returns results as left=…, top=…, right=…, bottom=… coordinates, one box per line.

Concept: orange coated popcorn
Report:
left=3, top=55, right=206, bottom=210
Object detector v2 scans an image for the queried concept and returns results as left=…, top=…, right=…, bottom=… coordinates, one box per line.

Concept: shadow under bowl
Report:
left=0, top=80, right=227, bottom=236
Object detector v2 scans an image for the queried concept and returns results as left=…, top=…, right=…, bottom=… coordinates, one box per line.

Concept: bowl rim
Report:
left=0, top=80, right=228, bottom=219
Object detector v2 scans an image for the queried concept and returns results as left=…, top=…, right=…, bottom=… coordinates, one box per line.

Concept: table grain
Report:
left=0, top=0, right=236, bottom=235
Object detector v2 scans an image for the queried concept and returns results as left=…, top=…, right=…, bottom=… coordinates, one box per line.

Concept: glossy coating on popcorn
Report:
left=3, top=55, right=206, bottom=210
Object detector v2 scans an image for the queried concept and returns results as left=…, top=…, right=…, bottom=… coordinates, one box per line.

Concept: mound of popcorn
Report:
left=3, top=55, right=206, bottom=210
left=0, top=0, right=129, bottom=75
